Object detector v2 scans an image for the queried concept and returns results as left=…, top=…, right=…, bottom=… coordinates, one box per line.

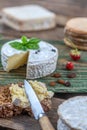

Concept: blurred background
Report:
left=0, top=0, right=87, bottom=40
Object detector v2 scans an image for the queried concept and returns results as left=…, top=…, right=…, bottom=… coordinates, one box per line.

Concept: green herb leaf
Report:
left=9, top=41, right=21, bottom=49
left=26, top=37, right=40, bottom=49
left=9, top=41, right=27, bottom=51
left=21, top=36, right=28, bottom=44
left=26, top=43, right=39, bottom=49
left=28, top=37, right=40, bottom=44
left=9, top=36, right=40, bottom=51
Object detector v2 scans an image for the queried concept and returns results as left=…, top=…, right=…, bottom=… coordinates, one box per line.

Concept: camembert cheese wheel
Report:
left=1, top=39, right=58, bottom=79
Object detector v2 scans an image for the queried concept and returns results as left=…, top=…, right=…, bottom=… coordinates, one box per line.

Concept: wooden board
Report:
left=0, top=98, right=64, bottom=130
left=0, top=40, right=87, bottom=93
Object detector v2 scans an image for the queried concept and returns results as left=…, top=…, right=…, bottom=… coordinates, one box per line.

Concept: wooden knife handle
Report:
left=39, top=115, right=55, bottom=130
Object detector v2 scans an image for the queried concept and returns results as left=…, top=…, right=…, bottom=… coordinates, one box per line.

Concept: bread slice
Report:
left=0, top=81, right=53, bottom=118
left=2, top=5, right=56, bottom=31
left=0, top=85, right=22, bottom=118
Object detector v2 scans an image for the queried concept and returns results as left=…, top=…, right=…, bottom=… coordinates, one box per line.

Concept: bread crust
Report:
left=0, top=84, right=52, bottom=118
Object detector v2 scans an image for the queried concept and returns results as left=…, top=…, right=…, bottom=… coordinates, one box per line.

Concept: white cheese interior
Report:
left=7, top=52, right=29, bottom=72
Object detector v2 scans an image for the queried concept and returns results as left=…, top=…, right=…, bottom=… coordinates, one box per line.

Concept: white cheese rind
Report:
left=1, top=39, right=58, bottom=79
left=57, top=96, right=87, bottom=130
left=2, top=5, right=56, bottom=31
left=26, top=54, right=58, bottom=79
left=26, top=41, right=58, bottom=79
left=57, top=119, right=70, bottom=130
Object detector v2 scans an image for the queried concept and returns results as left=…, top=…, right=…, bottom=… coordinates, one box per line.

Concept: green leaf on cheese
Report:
left=21, top=36, right=28, bottom=45
left=9, top=36, right=40, bottom=51
left=9, top=41, right=27, bottom=51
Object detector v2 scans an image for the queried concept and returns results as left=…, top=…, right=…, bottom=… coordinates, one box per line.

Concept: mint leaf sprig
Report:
left=9, top=36, right=40, bottom=51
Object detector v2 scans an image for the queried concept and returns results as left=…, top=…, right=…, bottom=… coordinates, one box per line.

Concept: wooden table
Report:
left=0, top=0, right=87, bottom=129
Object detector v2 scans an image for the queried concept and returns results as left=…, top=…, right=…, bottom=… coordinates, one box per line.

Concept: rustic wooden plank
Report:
left=0, top=98, right=64, bottom=130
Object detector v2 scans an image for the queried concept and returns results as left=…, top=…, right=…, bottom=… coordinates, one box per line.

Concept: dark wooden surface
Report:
left=0, top=0, right=87, bottom=129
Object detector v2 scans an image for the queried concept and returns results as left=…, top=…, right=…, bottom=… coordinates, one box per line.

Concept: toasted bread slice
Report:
left=0, top=81, right=53, bottom=118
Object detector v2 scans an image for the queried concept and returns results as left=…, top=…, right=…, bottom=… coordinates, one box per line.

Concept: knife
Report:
left=24, top=80, right=55, bottom=130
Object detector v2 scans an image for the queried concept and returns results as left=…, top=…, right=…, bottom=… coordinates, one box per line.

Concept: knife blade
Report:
left=24, top=80, right=55, bottom=130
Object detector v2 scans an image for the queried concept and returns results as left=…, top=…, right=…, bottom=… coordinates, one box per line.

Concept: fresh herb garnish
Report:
left=9, top=36, right=40, bottom=51
left=21, top=36, right=28, bottom=45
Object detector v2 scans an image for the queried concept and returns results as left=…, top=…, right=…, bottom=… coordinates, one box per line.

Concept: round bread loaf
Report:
left=57, top=96, right=87, bottom=130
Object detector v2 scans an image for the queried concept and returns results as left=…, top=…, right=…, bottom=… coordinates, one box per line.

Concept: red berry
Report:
left=70, top=54, right=80, bottom=61
left=66, top=62, right=74, bottom=70
left=70, top=49, right=81, bottom=61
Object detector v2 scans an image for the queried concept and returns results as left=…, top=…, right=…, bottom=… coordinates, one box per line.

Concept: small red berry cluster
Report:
left=66, top=48, right=81, bottom=70
left=70, top=48, right=81, bottom=61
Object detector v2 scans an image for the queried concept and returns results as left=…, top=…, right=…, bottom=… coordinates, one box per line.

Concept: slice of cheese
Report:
left=1, top=40, right=29, bottom=72
left=2, top=5, right=56, bottom=31
left=7, top=52, right=29, bottom=72
left=1, top=39, right=58, bottom=79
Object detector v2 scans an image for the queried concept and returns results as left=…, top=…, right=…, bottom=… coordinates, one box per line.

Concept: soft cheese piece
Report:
left=1, top=39, right=58, bottom=79
left=57, top=119, right=70, bottom=130
left=2, top=5, right=56, bottom=31
left=1, top=40, right=29, bottom=72
left=57, top=96, right=87, bottom=130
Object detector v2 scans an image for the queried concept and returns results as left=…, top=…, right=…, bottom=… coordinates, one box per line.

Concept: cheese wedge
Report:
left=1, top=40, right=29, bottom=72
